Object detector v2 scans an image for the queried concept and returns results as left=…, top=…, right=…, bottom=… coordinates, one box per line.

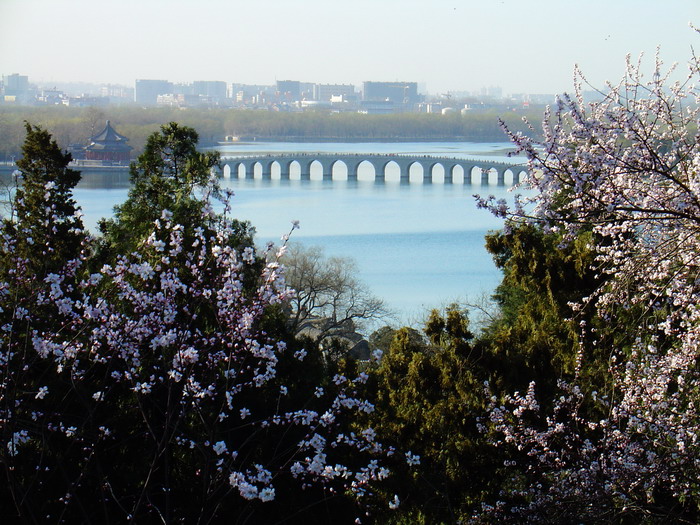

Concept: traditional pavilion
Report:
left=85, top=120, right=132, bottom=163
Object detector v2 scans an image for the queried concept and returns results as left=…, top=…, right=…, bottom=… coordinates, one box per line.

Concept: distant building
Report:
left=230, top=83, right=274, bottom=105
left=358, top=100, right=395, bottom=114
left=2, top=73, right=29, bottom=96
left=156, top=94, right=182, bottom=107
left=156, top=93, right=201, bottom=108
left=299, top=82, right=315, bottom=100
left=36, top=88, right=65, bottom=105
left=192, top=80, right=227, bottom=104
left=313, top=83, right=356, bottom=102
left=480, top=86, right=503, bottom=99
left=171, top=83, right=194, bottom=96
left=134, top=79, right=173, bottom=105
left=2, top=73, right=30, bottom=103
left=363, top=81, right=420, bottom=105
left=100, top=84, right=134, bottom=104
left=418, top=102, right=445, bottom=114
left=63, top=95, right=110, bottom=107
left=85, top=120, right=132, bottom=164
left=137, top=80, right=232, bottom=107
left=517, top=93, right=556, bottom=105
left=300, top=100, right=332, bottom=110
left=276, top=80, right=301, bottom=102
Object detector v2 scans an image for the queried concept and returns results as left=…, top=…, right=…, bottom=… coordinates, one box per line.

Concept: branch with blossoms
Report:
left=473, top=39, right=700, bottom=523
left=476, top=375, right=700, bottom=523
left=1, top=205, right=397, bottom=523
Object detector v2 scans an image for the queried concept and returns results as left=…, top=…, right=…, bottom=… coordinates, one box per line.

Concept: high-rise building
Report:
left=276, top=80, right=301, bottom=102
left=134, top=79, right=173, bottom=105
left=313, top=83, right=356, bottom=102
left=192, top=81, right=227, bottom=103
left=363, top=81, right=420, bottom=105
left=2, top=74, right=29, bottom=96
left=100, top=84, right=134, bottom=102
left=230, top=84, right=275, bottom=105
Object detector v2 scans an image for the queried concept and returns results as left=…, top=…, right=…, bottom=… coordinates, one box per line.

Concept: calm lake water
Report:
left=72, top=141, right=527, bottom=328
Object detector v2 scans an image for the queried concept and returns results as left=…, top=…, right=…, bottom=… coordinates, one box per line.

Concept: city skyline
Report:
left=0, top=0, right=697, bottom=96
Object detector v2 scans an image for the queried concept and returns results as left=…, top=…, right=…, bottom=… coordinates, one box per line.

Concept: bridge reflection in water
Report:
left=219, top=153, right=526, bottom=186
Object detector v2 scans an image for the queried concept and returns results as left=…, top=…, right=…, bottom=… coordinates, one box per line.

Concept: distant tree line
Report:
left=0, top=105, right=543, bottom=159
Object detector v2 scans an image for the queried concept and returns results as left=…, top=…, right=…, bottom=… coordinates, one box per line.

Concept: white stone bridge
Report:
left=219, top=153, right=527, bottom=185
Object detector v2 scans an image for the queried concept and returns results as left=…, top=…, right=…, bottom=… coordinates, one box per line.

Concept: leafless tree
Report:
left=282, top=244, right=391, bottom=340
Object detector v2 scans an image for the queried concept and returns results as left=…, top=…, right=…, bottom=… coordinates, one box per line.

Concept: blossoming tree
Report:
left=0, top=123, right=397, bottom=523
left=476, top=46, right=700, bottom=523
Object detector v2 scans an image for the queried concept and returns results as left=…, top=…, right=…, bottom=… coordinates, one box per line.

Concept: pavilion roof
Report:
left=90, top=120, right=130, bottom=144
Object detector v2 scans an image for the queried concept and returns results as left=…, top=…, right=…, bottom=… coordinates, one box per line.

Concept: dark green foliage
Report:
left=2, top=120, right=641, bottom=524
left=0, top=124, right=89, bottom=522
left=96, top=122, right=258, bottom=289
left=481, top=223, right=605, bottom=398
left=369, top=325, right=422, bottom=354
left=365, top=223, right=613, bottom=523
left=99, top=122, right=224, bottom=252
left=3, top=122, right=84, bottom=276
left=369, top=326, right=397, bottom=353
left=367, top=308, right=503, bottom=523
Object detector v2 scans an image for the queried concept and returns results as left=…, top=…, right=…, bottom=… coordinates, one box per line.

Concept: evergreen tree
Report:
left=366, top=227, right=609, bottom=523
left=99, top=121, right=254, bottom=255
left=0, top=124, right=88, bottom=521
left=481, top=223, right=607, bottom=399
left=367, top=307, right=504, bottom=524
left=3, top=122, right=84, bottom=276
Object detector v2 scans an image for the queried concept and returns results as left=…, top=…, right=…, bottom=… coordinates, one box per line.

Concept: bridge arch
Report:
left=512, top=167, right=527, bottom=185
left=269, top=160, right=282, bottom=180
left=249, top=161, right=260, bottom=179
left=429, top=162, right=446, bottom=184
left=262, top=160, right=275, bottom=180
left=467, top=166, right=482, bottom=185
left=503, top=168, right=520, bottom=186
left=308, top=159, right=324, bottom=181
left=446, top=164, right=463, bottom=184
left=330, top=159, right=348, bottom=181
left=354, top=160, right=375, bottom=182
left=407, top=161, right=423, bottom=183
left=279, top=159, right=297, bottom=180
left=295, top=159, right=312, bottom=181
left=482, top=166, right=499, bottom=185
left=346, top=159, right=363, bottom=182
left=379, top=160, right=400, bottom=183
left=239, top=160, right=254, bottom=179
left=223, top=161, right=242, bottom=179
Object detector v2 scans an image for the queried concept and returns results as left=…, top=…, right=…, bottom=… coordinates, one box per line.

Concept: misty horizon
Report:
left=1, top=0, right=696, bottom=96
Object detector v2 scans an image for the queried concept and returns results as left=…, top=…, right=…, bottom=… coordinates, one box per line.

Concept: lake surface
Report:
left=72, top=141, right=527, bottom=329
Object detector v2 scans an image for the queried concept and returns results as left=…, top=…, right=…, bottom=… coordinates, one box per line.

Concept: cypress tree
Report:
left=4, top=122, right=84, bottom=277
left=98, top=121, right=226, bottom=254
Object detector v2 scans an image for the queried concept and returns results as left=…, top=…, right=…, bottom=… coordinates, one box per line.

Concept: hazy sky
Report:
left=1, top=0, right=697, bottom=95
